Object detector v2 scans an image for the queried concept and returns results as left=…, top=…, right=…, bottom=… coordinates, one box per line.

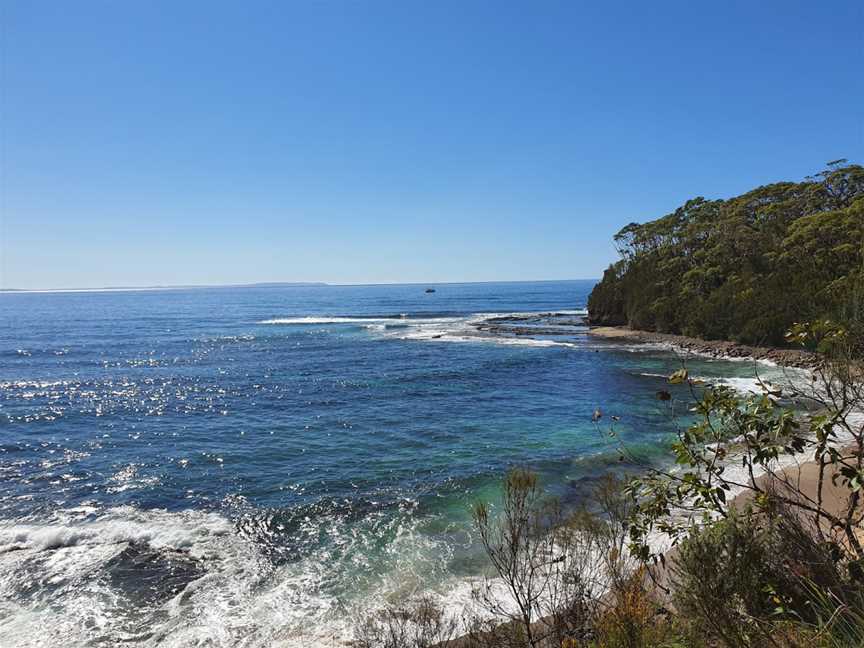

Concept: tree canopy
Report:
left=587, top=162, right=864, bottom=345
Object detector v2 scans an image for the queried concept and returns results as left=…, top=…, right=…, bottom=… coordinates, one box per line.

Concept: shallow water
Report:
left=0, top=281, right=787, bottom=646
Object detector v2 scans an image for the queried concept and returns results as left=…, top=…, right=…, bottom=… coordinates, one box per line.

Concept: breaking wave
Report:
left=0, top=504, right=480, bottom=647
left=257, top=310, right=589, bottom=349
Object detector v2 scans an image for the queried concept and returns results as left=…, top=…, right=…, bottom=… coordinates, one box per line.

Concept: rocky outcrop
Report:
left=588, top=326, right=819, bottom=369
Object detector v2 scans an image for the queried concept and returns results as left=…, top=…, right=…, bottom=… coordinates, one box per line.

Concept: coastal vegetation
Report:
left=352, top=164, right=864, bottom=647
left=587, top=162, right=864, bottom=346
left=353, top=323, right=864, bottom=647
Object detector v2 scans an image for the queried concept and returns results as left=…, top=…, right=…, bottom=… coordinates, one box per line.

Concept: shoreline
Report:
left=440, top=451, right=859, bottom=648
left=648, top=446, right=862, bottom=599
left=587, top=325, right=819, bottom=369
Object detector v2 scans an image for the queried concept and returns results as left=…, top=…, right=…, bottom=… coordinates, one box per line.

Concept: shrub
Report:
left=589, top=569, right=687, bottom=648
left=469, top=468, right=597, bottom=647
left=671, top=509, right=791, bottom=647
left=352, top=595, right=459, bottom=648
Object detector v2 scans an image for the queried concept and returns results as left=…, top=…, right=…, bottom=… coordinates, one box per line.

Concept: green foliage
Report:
left=587, top=163, right=864, bottom=345
left=627, top=322, right=864, bottom=562
left=620, top=320, right=864, bottom=646
left=796, top=578, right=864, bottom=648
left=670, top=504, right=864, bottom=648
left=672, top=510, right=798, bottom=648
left=353, top=321, right=864, bottom=648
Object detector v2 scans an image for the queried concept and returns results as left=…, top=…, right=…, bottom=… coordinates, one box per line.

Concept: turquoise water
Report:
left=0, top=281, right=781, bottom=646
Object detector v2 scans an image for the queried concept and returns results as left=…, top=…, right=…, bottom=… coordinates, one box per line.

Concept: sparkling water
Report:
left=0, top=281, right=785, bottom=646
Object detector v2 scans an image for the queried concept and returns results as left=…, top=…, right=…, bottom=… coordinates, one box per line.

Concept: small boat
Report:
left=425, top=288, right=436, bottom=293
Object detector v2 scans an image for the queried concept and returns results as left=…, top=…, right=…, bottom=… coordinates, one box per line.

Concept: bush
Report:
left=672, top=509, right=793, bottom=647
left=589, top=569, right=688, bottom=648
left=352, top=596, right=459, bottom=648
left=672, top=499, right=864, bottom=648
left=469, top=468, right=598, bottom=647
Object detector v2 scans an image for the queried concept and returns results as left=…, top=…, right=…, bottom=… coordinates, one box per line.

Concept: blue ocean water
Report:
left=0, top=281, right=780, bottom=646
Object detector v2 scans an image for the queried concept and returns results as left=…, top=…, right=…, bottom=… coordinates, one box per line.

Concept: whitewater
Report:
left=0, top=281, right=794, bottom=647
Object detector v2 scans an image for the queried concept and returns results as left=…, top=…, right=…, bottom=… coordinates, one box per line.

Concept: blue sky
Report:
left=2, top=1, right=862, bottom=289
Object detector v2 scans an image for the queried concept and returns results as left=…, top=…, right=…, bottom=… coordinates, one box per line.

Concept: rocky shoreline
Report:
left=587, top=325, right=819, bottom=369
left=473, top=312, right=588, bottom=337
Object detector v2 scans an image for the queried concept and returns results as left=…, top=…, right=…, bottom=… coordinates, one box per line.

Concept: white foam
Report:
left=0, top=508, right=232, bottom=555
left=711, top=376, right=766, bottom=394
left=258, top=310, right=589, bottom=350
left=368, top=310, right=586, bottom=348
left=407, top=334, right=577, bottom=349
left=0, top=505, right=502, bottom=648
left=644, top=366, right=863, bottom=559
left=259, top=316, right=391, bottom=325
left=632, top=372, right=782, bottom=396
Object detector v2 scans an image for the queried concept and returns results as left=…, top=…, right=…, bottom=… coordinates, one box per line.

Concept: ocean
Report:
left=0, top=281, right=786, bottom=646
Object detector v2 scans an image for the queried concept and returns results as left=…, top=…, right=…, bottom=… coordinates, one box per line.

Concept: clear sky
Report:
left=1, top=1, right=862, bottom=290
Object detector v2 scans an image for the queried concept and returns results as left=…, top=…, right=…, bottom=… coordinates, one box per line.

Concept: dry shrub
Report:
left=352, top=595, right=459, bottom=648
left=590, top=568, right=684, bottom=648
left=468, top=467, right=596, bottom=647
left=467, top=471, right=648, bottom=648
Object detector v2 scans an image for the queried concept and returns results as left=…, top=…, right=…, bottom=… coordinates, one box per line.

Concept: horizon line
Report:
left=0, top=278, right=600, bottom=295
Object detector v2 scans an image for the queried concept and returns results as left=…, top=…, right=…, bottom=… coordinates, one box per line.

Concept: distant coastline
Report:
left=0, top=281, right=329, bottom=294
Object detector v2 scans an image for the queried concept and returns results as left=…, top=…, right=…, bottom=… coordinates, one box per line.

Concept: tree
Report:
left=587, top=163, right=864, bottom=345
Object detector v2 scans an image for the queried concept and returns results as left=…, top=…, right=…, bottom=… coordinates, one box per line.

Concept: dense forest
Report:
left=587, top=162, right=864, bottom=345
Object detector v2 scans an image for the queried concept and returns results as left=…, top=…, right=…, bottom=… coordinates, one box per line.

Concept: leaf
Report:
left=668, top=369, right=688, bottom=385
